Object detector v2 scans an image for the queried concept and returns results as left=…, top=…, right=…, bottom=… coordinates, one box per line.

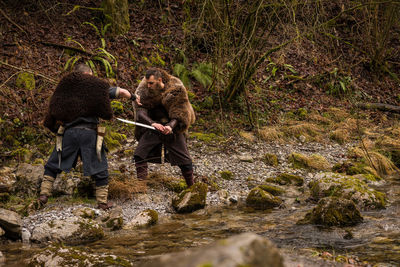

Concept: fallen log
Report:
left=356, top=103, right=400, bottom=113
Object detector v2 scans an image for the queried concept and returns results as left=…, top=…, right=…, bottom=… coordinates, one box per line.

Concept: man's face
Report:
left=146, top=75, right=161, bottom=90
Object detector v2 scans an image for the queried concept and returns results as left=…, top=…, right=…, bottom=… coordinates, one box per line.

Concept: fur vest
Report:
left=43, top=72, right=112, bottom=132
left=134, top=69, right=195, bottom=136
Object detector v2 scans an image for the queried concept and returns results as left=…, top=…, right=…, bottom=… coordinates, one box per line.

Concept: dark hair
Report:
left=145, top=68, right=162, bottom=80
left=74, top=63, right=92, bottom=74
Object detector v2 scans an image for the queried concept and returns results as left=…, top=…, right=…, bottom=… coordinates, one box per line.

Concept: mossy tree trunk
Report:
left=102, top=0, right=130, bottom=35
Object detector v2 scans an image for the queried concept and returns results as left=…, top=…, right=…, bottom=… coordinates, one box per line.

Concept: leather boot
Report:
left=96, top=185, right=113, bottom=210
left=38, top=175, right=55, bottom=204
left=182, top=169, right=194, bottom=187
left=135, top=162, right=148, bottom=180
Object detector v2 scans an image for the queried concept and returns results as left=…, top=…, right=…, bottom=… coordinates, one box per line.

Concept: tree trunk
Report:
left=102, top=0, right=130, bottom=35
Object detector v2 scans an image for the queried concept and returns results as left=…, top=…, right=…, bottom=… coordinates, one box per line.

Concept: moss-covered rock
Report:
left=172, top=182, right=207, bottom=213
left=30, top=216, right=104, bottom=245
left=72, top=207, right=96, bottom=219
left=258, top=184, right=285, bottom=196
left=28, top=243, right=133, bottom=266
left=246, top=186, right=282, bottom=210
left=219, top=170, right=234, bottom=180
left=265, top=173, right=304, bottom=186
left=288, top=152, right=331, bottom=170
left=164, top=178, right=187, bottom=193
left=263, top=153, right=278, bottom=166
left=16, top=72, right=35, bottom=90
left=297, top=197, right=363, bottom=227
left=332, top=161, right=381, bottom=181
left=123, top=209, right=158, bottom=229
left=309, top=172, right=386, bottom=210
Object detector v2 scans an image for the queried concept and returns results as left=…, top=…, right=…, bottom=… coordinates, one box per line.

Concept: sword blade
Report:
left=116, top=118, right=156, bottom=130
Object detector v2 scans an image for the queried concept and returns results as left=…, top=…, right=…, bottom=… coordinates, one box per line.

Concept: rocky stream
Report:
left=0, top=127, right=399, bottom=267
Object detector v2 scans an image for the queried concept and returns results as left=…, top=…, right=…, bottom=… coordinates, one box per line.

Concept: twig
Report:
left=0, top=71, right=21, bottom=89
left=40, top=41, right=94, bottom=56
left=0, top=60, right=57, bottom=83
left=0, top=9, right=28, bottom=35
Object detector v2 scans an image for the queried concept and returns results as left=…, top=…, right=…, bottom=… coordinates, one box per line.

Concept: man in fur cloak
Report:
left=38, top=63, right=139, bottom=210
left=133, top=68, right=196, bottom=186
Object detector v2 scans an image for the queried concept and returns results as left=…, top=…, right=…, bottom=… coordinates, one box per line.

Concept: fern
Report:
left=190, top=62, right=213, bottom=88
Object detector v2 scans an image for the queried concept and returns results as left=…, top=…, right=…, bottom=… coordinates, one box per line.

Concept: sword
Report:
left=116, top=118, right=156, bottom=130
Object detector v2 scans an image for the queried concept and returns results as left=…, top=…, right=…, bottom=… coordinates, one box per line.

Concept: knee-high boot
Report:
left=182, top=169, right=194, bottom=187
left=135, top=162, right=148, bottom=180
left=96, top=185, right=113, bottom=210
left=38, top=175, right=55, bottom=204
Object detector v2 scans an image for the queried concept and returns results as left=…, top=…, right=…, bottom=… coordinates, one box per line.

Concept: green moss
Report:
left=106, top=217, right=123, bottom=230
left=219, top=170, right=234, bottom=180
left=123, top=149, right=134, bottom=156
left=297, top=108, right=308, bottom=120
left=190, top=132, right=219, bottom=143
left=71, top=220, right=104, bottom=244
left=266, top=173, right=304, bottom=186
left=246, top=186, right=282, bottom=210
left=297, top=197, right=363, bottom=227
left=104, top=127, right=126, bottom=152
left=16, top=72, right=35, bottom=90
left=145, top=209, right=158, bottom=225
left=258, top=185, right=285, bottom=196
left=309, top=173, right=386, bottom=209
left=172, top=182, right=208, bottom=213
left=332, top=161, right=382, bottom=181
left=111, top=100, right=124, bottom=115
left=164, top=179, right=188, bottom=193
left=263, top=153, right=278, bottom=166
left=10, top=148, right=32, bottom=162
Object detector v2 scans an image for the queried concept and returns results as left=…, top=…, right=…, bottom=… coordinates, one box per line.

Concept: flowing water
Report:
left=1, top=177, right=399, bottom=266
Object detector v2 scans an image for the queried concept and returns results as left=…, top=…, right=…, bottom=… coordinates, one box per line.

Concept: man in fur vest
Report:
left=133, top=68, right=196, bottom=186
left=38, top=63, right=140, bottom=210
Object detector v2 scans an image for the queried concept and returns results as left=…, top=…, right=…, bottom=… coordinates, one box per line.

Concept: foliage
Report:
left=173, top=61, right=214, bottom=89
left=63, top=22, right=117, bottom=78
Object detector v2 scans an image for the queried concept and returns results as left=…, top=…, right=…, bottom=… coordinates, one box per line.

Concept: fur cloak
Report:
left=134, top=69, right=195, bottom=137
left=44, top=72, right=112, bottom=132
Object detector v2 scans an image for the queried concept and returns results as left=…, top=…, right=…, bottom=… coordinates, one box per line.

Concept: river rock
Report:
left=123, top=209, right=158, bottom=229
left=101, top=206, right=124, bottom=230
left=0, top=226, right=4, bottom=237
left=309, top=172, right=386, bottom=210
left=266, top=173, right=304, bottom=186
left=142, top=232, right=284, bottom=267
left=297, top=196, right=363, bottom=227
left=0, top=208, right=22, bottom=239
left=246, top=186, right=282, bottom=210
left=72, top=207, right=96, bottom=219
left=53, top=172, right=81, bottom=196
left=30, top=216, right=104, bottom=245
left=13, top=163, right=43, bottom=196
left=28, top=243, right=132, bottom=267
left=172, top=182, right=207, bottom=213
left=0, top=166, right=16, bottom=192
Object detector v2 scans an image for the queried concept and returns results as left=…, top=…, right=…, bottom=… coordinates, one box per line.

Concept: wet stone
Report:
left=297, top=196, right=363, bottom=227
